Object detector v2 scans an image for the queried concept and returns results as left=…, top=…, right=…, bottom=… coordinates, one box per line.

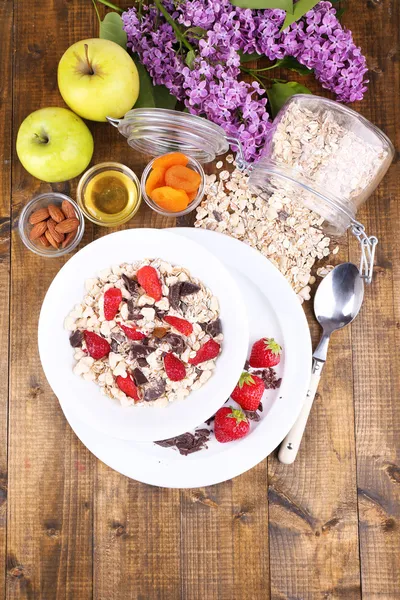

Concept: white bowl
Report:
left=38, top=229, right=248, bottom=442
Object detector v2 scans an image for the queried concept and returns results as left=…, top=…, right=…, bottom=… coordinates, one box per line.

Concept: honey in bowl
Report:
left=77, top=163, right=141, bottom=226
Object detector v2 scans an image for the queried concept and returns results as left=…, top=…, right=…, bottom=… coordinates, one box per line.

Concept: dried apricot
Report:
left=165, top=165, right=201, bottom=193
left=145, top=167, right=165, bottom=196
left=152, top=152, right=189, bottom=171
left=151, top=186, right=189, bottom=212
left=186, top=190, right=197, bottom=202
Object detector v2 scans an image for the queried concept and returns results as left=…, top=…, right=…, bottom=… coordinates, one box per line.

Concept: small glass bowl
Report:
left=141, top=154, right=205, bottom=217
left=19, top=192, right=85, bottom=258
left=77, top=162, right=142, bottom=227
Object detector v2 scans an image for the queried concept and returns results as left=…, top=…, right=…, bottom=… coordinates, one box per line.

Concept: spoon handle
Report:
left=278, top=359, right=324, bottom=464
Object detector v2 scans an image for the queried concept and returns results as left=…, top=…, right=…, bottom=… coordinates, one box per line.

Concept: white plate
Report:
left=38, top=229, right=248, bottom=442
left=59, top=229, right=312, bottom=488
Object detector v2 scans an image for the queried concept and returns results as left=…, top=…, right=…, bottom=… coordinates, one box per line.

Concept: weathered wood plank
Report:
left=7, top=2, right=96, bottom=598
left=0, top=0, right=13, bottom=597
left=347, top=0, right=400, bottom=595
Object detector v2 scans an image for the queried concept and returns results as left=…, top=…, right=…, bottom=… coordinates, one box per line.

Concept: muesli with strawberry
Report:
left=64, top=258, right=223, bottom=407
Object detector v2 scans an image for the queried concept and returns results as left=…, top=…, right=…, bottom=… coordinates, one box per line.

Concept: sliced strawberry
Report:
left=116, top=373, right=140, bottom=400
left=136, top=265, right=162, bottom=301
left=83, top=331, right=110, bottom=360
left=120, top=324, right=146, bottom=341
left=188, top=339, right=221, bottom=365
left=164, top=315, right=193, bottom=336
left=164, top=352, right=186, bottom=381
left=104, top=287, right=122, bottom=320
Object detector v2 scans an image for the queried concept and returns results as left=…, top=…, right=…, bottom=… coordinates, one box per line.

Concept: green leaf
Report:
left=266, top=81, right=312, bottom=118
left=230, top=0, right=293, bottom=12
left=239, top=51, right=262, bottom=64
left=238, top=372, right=256, bottom=388
left=99, top=12, right=127, bottom=48
left=280, top=0, right=320, bottom=31
left=274, top=55, right=312, bottom=75
left=185, top=49, right=196, bottom=69
left=185, top=26, right=207, bottom=39
left=132, top=55, right=177, bottom=110
left=94, top=0, right=123, bottom=12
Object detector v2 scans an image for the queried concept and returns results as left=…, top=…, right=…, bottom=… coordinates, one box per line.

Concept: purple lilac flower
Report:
left=123, top=0, right=368, bottom=161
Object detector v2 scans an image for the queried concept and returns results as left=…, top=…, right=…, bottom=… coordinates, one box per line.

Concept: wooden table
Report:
left=1, top=0, right=399, bottom=597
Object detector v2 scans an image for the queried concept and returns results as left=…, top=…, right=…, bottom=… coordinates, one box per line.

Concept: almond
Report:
left=38, top=234, right=50, bottom=247
left=48, top=204, right=65, bottom=223
left=29, top=207, right=49, bottom=225
left=61, top=200, right=76, bottom=219
left=47, top=218, right=65, bottom=244
left=45, top=230, right=59, bottom=249
left=55, top=218, right=79, bottom=234
left=29, top=221, right=48, bottom=240
left=61, top=231, right=76, bottom=249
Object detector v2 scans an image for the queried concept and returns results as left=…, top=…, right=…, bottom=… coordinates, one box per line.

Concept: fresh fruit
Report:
left=55, top=218, right=79, bottom=234
left=29, top=207, right=49, bottom=224
left=58, top=38, right=140, bottom=122
left=165, top=165, right=201, bottom=193
left=164, top=315, right=193, bottom=336
left=136, top=265, right=162, bottom=301
left=188, top=339, right=221, bottom=365
left=150, top=186, right=189, bottom=213
left=116, top=373, right=139, bottom=400
left=61, top=200, right=76, bottom=219
left=249, top=338, right=282, bottom=368
left=16, top=107, right=93, bottom=182
left=48, top=204, right=65, bottom=223
left=214, top=406, right=250, bottom=443
left=120, top=324, right=146, bottom=340
left=29, top=221, right=47, bottom=240
left=104, top=288, right=122, bottom=320
left=152, top=152, right=189, bottom=171
left=164, top=353, right=186, bottom=382
left=84, top=330, right=111, bottom=360
left=231, top=372, right=264, bottom=411
left=145, top=167, right=165, bottom=196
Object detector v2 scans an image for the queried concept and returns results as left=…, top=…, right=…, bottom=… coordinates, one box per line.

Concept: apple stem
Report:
left=84, top=43, right=94, bottom=75
left=34, top=132, right=49, bottom=144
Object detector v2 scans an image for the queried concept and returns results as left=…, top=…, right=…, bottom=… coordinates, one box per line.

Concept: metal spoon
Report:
left=278, top=263, right=364, bottom=464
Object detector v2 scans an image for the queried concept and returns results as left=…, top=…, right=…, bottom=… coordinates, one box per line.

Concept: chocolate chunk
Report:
left=244, top=410, right=261, bottom=422
left=180, top=281, right=201, bottom=296
left=154, top=307, right=167, bottom=320
left=252, top=368, right=281, bottom=390
left=137, top=357, right=148, bottom=368
left=132, top=368, right=148, bottom=386
left=205, top=415, right=215, bottom=426
left=169, top=283, right=182, bottom=310
left=213, top=210, right=222, bottom=222
left=122, top=273, right=138, bottom=296
left=143, top=379, right=166, bottom=402
left=278, top=210, right=289, bottom=221
left=258, top=401, right=263, bottom=412
left=155, top=428, right=210, bottom=456
left=69, top=330, right=83, bottom=348
left=163, top=333, right=186, bottom=355
left=129, top=344, right=155, bottom=359
left=110, top=339, right=119, bottom=353
left=244, top=360, right=250, bottom=370
left=206, top=318, right=222, bottom=338
left=127, top=299, right=142, bottom=321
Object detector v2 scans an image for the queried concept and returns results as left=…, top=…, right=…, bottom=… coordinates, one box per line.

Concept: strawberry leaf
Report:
left=264, top=338, right=282, bottom=355
left=227, top=407, right=249, bottom=424
left=238, top=371, right=255, bottom=388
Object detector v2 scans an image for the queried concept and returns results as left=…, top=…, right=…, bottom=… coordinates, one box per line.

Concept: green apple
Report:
left=16, top=107, right=94, bottom=183
left=57, top=38, right=140, bottom=122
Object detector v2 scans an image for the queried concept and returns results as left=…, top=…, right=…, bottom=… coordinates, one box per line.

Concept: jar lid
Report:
left=109, top=108, right=230, bottom=164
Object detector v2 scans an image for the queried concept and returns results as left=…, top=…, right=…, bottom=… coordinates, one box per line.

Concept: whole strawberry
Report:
left=231, top=372, right=264, bottom=411
left=116, top=373, right=139, bottom=400
left=164, top=315, right=193, bottom=336
left=136, top=265, right=162, bottom=301
left=104, top=288, right=122, bottom=321
left=214, top=406, right=250, bottom=443
left=164, top=352, right=186, bottom=381
left=249, top=337, right=282, bottom=368
left=84, top=331, right=111, bottom=360
left=120, top=324, right=146, bottom=341
left=188, top=339, right=221, bottom=365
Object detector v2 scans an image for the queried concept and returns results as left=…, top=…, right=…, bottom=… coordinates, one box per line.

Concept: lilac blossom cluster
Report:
left=122, top=0, right=368, bottom=162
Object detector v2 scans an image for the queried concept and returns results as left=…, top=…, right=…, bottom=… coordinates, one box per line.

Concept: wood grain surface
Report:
left=1, top=0, right=399, bottom=598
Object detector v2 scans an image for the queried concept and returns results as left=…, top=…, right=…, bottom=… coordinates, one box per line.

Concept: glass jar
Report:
left=108, top=97, right=394, bottom=281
